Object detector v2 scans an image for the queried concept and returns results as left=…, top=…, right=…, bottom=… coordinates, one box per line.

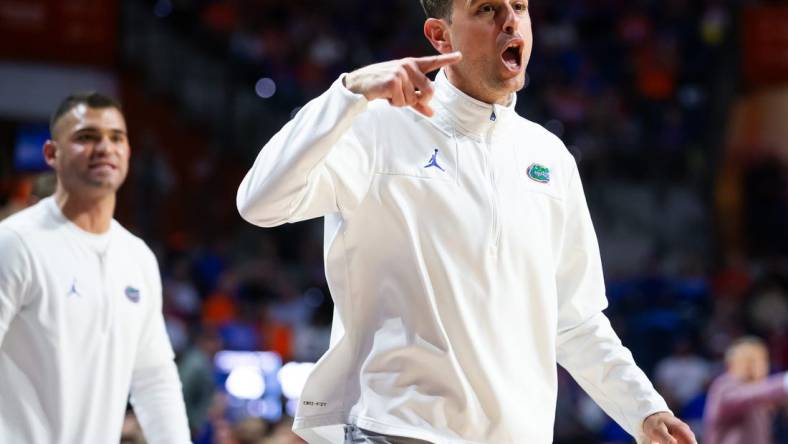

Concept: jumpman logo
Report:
left=423, top=149, right=446, bottom=172
left=66, top=278, right=81, bottom=297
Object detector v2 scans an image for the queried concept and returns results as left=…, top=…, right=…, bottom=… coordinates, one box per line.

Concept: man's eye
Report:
left=478, top=4, right=495, bottom=13
left=76, top=134, right=97, bottom=142
left=513, top=2, right=528, bottom=12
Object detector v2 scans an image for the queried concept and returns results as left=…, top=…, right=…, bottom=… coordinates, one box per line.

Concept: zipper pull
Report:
left=490, top=110, right=497, bottom=122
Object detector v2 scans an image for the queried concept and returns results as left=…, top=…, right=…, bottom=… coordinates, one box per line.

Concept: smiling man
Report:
left=0, top=93, right=191, bottom=443
left=237, top=1, right=695, bottom=443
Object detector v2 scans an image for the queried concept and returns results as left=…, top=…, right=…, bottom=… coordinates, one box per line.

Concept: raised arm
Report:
left=236, top=52, right=462, bottom=227
left=236, top=75, right=372, bottom=227
left=714, top=373, right=788, bottom=422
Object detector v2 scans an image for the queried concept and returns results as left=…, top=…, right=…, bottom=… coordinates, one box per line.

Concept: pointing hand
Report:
left=344, top=52, right=462, bottom=117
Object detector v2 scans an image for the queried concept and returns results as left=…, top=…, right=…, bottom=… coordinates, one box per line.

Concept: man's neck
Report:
left=54, top=188, right=116, bottom=234
left=444, top=68, right=512, bottom=106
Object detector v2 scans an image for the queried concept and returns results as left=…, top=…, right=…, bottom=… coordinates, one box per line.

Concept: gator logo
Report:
left=527, top=163, right=550, bottom=184
left=124, top=286, right=141, bottom=303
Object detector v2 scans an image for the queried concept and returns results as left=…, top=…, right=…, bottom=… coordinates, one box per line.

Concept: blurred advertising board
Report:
left=0, top=0, right=117, bottom=65
left=743, top=5, right=788, bottom=88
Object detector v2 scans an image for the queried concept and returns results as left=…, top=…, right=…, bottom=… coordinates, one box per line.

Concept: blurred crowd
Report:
left=2, top=0, right=787, bottom=443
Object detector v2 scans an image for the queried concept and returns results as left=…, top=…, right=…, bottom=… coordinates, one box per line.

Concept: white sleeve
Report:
left=129, top=247, right=190, bottom=443
left=134, top=248, right=176, bottom=370
left=555, top=163, right=669, bottom=440
left=236, top=75, right=376, bottom=227
left=0, top=227, right=31, bottom=348
left=130, top=362, right=192, bottom=444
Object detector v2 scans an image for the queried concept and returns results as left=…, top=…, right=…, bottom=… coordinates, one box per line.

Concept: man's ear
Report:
left=424, top=18, right=454, bottom=54
left=43, top=140, right=57, bottom=169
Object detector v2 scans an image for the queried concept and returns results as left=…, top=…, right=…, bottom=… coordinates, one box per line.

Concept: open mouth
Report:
left=501, top=40, right=523, bottom=71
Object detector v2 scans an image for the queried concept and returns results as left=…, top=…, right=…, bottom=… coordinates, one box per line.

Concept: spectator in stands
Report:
left=0, top=173, right=55, bottom=220
left=654, top=338, right=712, bottom=411
left=703, top=336, right=788, bottom=444
left=179, top=326, right=223, bottom=436
left=232, top=416, right=268, bottom=444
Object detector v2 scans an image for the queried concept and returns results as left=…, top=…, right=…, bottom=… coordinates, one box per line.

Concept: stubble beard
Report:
left=77, top=171, right=125, bottom=198
left=486, top=69, right=525, bottom=103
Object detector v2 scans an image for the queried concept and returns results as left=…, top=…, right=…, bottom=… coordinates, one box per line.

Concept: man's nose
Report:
left=502, top=5, right=519, bottom=34
left=94, top=135, right=113, bottom=154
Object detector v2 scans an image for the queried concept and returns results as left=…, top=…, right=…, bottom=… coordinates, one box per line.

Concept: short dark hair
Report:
left=725, top=336, right=766, bottom=362
left=420, top=0, right=454, bottom=19
left=49, top=92, right=122, bottom=136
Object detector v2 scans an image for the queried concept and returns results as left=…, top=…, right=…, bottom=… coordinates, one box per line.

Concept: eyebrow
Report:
left=73, top=126, right=127, bottom=135
left=467, top=0, right=527, bottom=5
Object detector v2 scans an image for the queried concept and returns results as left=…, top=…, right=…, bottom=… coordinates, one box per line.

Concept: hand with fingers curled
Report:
left=642, top=412, right=697, bottom=444
left=343, top=51, right=462, bottom=117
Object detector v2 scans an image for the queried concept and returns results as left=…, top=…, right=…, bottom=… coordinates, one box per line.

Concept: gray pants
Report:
left=343, top=425, right=433, bottom=444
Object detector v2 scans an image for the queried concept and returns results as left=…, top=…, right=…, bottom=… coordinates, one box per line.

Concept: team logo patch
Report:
left=527, top=163, right=550, bottom=183
left=124, top=286, right=141, bottom=303
left=67, top=278, right=81, bottom=297
left=423, top=148, right=446, bottom=172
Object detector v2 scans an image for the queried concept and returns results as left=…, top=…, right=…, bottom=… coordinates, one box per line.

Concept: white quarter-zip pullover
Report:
left=237, top=71, right=669, bottom=444
left=0, top=197, right=191, bottom=444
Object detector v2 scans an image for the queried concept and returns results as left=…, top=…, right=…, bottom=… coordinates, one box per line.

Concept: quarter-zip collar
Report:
left=431, top=69, right=518, bottom=140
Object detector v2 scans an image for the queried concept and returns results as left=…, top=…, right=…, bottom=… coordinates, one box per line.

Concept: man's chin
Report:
left=86, top=171, right=126, bottom=186
left=82, top=179, right=124, bottom=195
left=495, top=74, right=526, bottom=96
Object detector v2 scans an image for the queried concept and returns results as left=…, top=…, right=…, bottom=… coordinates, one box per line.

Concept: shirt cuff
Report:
left=338, top=73, right=369, bottom=103
left=640, top=408, right=673, bottom=438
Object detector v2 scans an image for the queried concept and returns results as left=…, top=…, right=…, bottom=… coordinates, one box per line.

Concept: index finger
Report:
left=414, top=51, right=462, bottom=73
left=647, top=423, right=676, bottom=444
left=668, top=421, right=697, bottom=444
